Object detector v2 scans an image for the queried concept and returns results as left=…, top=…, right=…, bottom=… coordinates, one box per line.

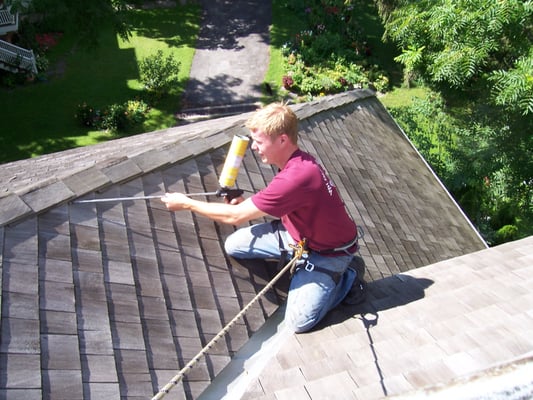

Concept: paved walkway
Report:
left=179, top=0, right=271, bottom=119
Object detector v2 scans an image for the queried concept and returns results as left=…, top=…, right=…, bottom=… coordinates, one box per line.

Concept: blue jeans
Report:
left=224, top=221, right=356, bottom=333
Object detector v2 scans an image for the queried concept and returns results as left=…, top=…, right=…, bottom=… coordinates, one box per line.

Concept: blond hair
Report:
left=245, top=102, right=298, bottom=144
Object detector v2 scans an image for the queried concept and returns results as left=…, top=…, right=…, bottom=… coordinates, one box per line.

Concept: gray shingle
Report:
left=43, top=369, right=83, bottom=400
left=239, top=236, right=533, bottom=399
left=0, top=318, right=40, bottom=354
left=0, top=194, right=32, bottom=226
left=22, top=181, right=75, bottom=213
left=63, top=167, right=111, bottom=196
left=0, top=353, right=41, bottom=388
left=41, top=334, right=81, bottom=370
left=41, top=310, right=77, bottom=335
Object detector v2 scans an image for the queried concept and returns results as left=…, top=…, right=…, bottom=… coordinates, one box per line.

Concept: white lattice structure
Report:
left=0, top=6, right=17, bottom=35
left=0, top=39, right=37, bottom=73
left=0, top=5, right=37, bottom=74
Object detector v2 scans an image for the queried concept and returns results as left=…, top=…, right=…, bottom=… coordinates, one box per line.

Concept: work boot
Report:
left=343, top=255, right=367, bottom=305
left=350, top=255, right=365, bottom=281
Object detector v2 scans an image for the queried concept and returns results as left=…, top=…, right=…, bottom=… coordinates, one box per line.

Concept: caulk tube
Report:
left=218, top=135, right=250, bottom=188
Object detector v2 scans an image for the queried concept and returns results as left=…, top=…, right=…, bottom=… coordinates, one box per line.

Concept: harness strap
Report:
left=272, top=220, right=289, bottom=270
left=292, top=261, right=343, bottom=284
left=312, top=235, right=359, bottom=255
left=270, top=219, right=348, bottom=284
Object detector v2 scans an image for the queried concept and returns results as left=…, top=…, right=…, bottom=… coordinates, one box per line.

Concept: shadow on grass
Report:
left=0, top=37, right=140, bottom=162
left=0, top=5, right=200, bottom=164
left=352, top=1, right=403, bottom=87
left=127, top=5, right=200, bottom=49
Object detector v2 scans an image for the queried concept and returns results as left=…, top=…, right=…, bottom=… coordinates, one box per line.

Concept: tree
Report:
left=490, top=49, right=533, bottom=116
left=5, top=0, right=131, bottom=48
left=376, top=0, right=533, bottom=243
left=379, top=0, right=533, bottom=115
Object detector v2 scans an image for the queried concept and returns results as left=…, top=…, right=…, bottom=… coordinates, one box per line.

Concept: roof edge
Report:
left=378, top=104, right=488, bottom=248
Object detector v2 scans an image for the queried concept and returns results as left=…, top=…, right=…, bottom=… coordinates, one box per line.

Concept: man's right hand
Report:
left=226, top=196, right=244, bottom=205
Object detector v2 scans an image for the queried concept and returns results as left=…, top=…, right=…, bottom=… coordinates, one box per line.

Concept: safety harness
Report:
left=272, top=219, right=359, bottom=285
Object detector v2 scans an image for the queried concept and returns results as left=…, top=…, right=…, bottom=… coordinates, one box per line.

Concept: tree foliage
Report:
left=5, top=0, right=131, bottom=48
left=380, top=0, right=533, bottom=115
left=490, top=48, right=533, bottom=115
left=376, top=0, right=533, bottom=244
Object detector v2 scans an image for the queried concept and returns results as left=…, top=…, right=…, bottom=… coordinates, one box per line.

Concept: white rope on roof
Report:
left=152, top=241, right=308, bottom=400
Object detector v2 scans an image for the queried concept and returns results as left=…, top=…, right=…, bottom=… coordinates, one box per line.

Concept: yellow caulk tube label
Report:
left=219, top=135, right=250, bottom=188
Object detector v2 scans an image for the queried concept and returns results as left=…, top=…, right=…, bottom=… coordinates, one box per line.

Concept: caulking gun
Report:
left=74, top=135, right=250, bottom=205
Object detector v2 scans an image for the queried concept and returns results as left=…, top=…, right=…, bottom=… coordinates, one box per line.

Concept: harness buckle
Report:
left=289, top=239, right=309, bottom=276
left=289, top=239, right=309, bottom=260
left=305, top=261, right=315, bottom=272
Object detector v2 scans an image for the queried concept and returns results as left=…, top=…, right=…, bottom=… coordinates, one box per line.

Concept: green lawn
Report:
left=0, top=5, right=200, bottom=164
left=262, top=0, right=308, bottom=101
left=380, top=86, right=430, bottom=108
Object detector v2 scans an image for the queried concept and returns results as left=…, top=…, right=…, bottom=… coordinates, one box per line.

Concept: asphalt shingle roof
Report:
left=2, top=89, right=527, bottom=400
left=235, top=235, right=533, bottom=399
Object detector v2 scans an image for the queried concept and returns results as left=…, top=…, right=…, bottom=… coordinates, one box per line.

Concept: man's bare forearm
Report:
left=162, top=194, right=266, bottom=226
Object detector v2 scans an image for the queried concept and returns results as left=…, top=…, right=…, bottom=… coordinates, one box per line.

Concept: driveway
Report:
left=180, top=0, right=271, bottom=115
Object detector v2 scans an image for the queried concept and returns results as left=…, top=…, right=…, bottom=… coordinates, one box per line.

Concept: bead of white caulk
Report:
left=219, top=135, right=250, bottom=188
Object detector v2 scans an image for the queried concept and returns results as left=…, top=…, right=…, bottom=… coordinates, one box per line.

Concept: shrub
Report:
left=494, top=224, right=519, bottom=245
left=278, top=2, right=390, bottom=97
left=334, top=59, right=367, bottom=88
left=75, top=99, right=149, bottom=132
left=35, top=54, right=50, bottom=73
left=125, top=99, right=149, bottom=125
left=139, top=50, right=181, bottom=98
left=100, top=99, right=150, bottom=132
left=100, top=103, right=129, bottom=131
left=371, top=73, right=389, bottom=92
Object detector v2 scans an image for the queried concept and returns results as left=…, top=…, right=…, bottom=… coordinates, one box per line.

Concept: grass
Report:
left=380, top=86, right=430, bottom=108
left=0, top=5, right=200, bottom=164
left=262, top=0, right=308, bottom=101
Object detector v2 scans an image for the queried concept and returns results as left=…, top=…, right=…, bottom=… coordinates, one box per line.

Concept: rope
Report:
left=151, top=243, right=306, bottom=400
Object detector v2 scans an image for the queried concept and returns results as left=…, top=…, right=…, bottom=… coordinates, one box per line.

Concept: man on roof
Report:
left=162, top=102, right=366, bottom=333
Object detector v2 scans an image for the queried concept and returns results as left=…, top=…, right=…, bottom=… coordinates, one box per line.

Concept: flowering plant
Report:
left=35, top=32, right=63, bottom=52
left=75, top=99, right=149, bottom=132
left=278, top=0, right=390, bottom=96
